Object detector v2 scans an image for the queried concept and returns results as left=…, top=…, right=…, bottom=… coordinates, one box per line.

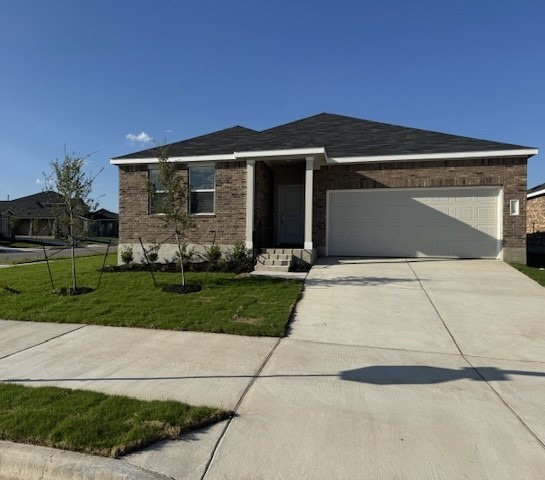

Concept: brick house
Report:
left=111, top=113, right=538, bottom=266
left=527, top=183, right=545, bottom=253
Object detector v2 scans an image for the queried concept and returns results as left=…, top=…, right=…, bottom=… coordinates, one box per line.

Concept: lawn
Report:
left=0, top=383, right=227, bottom=458
left=510, top=252, right=545, bottom=287
left=0, top=254, right=303, bottom=336
left=511, top=264, right=545, bottom=287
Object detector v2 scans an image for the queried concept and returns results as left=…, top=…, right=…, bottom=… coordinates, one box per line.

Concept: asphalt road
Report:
left=0, top=244, right=116, bottom=264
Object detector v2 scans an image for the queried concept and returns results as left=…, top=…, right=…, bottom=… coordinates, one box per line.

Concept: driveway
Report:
left=1, top=258, right=545, bottom=479
left=205, top=258, right=545, bottom=479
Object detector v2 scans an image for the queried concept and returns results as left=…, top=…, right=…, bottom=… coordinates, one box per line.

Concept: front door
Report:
left=278, top=184, right=304, bottom=244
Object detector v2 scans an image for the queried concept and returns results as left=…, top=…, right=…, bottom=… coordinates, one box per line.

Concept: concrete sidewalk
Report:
left=1, top=258, right=545, bottom=479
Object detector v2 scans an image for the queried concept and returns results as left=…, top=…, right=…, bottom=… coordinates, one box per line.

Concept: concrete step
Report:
left=258, top=253, right=292, bottom=261
left=254, top=264, right=290, bottom=272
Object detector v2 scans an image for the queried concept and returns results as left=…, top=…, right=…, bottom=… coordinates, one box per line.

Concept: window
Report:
left=189, top=165, right=215, bottom=214
left=149, top=168, right=168, bottom=214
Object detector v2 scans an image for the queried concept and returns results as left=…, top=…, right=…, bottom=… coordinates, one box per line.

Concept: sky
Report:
left=1, top=0, right=544, bottom=212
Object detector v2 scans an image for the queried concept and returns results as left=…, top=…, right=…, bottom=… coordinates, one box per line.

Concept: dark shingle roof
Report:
left=113, top=113, right=534, bottom=160
left=528, top=182, right=545, bottom=197
left=2, top=191, right=64, bottom=219
left=89, top=208, right=118, bottom=220
left=114, top=126, right=259, bottom=160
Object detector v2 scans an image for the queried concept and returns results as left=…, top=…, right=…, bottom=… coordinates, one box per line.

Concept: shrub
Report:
left=121, top=246, right=134, bottom=265
left=227, top=241, right=253, bottom=273
left=203, top=244, right=223, bottom=270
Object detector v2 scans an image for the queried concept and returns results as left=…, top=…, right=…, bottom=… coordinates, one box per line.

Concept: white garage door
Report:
left=327, top=187, right=501, bottom=258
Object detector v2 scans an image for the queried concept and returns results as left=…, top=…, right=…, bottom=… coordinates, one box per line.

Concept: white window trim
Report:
left=189, top=163, right=216, bottom=216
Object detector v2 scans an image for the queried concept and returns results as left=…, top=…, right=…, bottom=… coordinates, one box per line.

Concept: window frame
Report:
left=148, top=166, right=168, bottom=216
left=189, top=163, right=215, bottom=216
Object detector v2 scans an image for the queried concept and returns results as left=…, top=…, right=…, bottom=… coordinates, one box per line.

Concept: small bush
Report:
left=121, top=246, right=133, bottom=265
left=203, top=244, right=223, bottom=270
left=227, top=241, right=253, bottom=273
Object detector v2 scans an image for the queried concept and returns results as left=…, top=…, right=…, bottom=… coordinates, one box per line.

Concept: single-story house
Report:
left=85, top=208, right=119, bottom=238
left=0, top=191, right=65, bottom=237
left=111, top=113, right=538, bottom=266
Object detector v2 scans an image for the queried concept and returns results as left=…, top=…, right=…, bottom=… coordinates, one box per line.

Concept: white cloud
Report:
left=165, top=129, right=172, bottom=134
left=35, top=178, right=41, bottom=184
left=126, top=132, right=153, bottom=144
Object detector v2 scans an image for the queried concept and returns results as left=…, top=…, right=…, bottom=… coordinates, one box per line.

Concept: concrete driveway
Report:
left=1, top=258, right=545, bottom=479
left=205, top=258, right=545, bottom=479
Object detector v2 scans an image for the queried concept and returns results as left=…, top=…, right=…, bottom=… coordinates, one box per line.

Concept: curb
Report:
left=0, top=441, right=173, bottom=480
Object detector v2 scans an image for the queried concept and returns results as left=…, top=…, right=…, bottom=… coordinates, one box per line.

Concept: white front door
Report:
left=278, top=184, right=304, bottom=244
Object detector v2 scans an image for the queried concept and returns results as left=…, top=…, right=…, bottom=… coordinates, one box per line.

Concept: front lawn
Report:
left=0, top=383, right=227, bottom=458
left=0, top=255, right=303, bottom=336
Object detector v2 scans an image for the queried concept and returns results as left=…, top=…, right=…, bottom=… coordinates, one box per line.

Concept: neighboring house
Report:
left=0, top=191, right=65, bottom=237
left=527, top=182, right=545, bottom=253
left=527, top=183, right=545, bottom=233
left=111, top=113, right=538, bottom=266
left=85, top=208, right=119, bottom=238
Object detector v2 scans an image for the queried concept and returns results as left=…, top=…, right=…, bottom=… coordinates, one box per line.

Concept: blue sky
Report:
left=1, top=1, right=544, bottom=212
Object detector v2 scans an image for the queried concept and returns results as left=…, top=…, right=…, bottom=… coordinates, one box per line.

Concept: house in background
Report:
left=111, top=113, right=538, bottom=268
left=527, top=182, right=545, bottom=253
left=85, top=208, right=119, bottom=238
left=0, top=191, right=64, bottom=237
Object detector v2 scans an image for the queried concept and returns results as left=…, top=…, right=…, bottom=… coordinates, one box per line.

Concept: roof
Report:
left=112, top=113, right=537, bottom=162
left=1, top=191, right=65, bottom=219
left=115, top=126, right=258, bottom=160
left=89, top=208, right=118, bottom=220
left=528, top=182, right=545, bottom=199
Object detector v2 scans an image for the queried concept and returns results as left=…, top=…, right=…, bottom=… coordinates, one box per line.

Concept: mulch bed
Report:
left=161, top=284, right=202, bottom=294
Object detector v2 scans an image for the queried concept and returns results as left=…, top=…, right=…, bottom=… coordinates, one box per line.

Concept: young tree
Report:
left=148, top=146, right=191, bottom=286
left=45, top=148, right=102, bottom=293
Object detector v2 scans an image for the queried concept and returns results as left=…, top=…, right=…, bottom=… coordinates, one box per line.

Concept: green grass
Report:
left=0, top=383, right=227, bottom=457
left=511, top=264, right=545, bottom=287
left=0, top=255, right=303, bottom=336
left=511, top=252, right=545, bottom=287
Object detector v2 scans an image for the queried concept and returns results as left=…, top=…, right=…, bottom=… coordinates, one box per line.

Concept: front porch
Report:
left=246, top=156, right=318, bottom=253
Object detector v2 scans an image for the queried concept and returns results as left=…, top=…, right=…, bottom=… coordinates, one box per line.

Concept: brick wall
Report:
left=527, top=195, right=545, bottom=233
left=119, top=162, right=246, bottom=247
left=254, top=161, right=274, bottom=246
left=313, top=157, right=527, bottom=257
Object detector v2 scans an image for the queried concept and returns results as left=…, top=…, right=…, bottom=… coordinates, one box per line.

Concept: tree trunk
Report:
left=175, top=230, right=185, bottom=286
left=70, top=223, right=77, bottom=292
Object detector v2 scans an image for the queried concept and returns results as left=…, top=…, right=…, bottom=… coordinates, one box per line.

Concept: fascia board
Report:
left=328, top=149, right=539, bottom=164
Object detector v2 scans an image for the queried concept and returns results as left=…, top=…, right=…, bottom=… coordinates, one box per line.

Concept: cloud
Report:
left=165, top=129, right=172, bottom=134
left=126, top=132, right=153, bottom=144
left=35, top=178, right=41, bottom=184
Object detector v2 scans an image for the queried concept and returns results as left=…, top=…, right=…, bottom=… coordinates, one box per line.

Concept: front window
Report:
left=149, top=168, right=168, bottom=214
left=189, top=165, right=215, bottom=214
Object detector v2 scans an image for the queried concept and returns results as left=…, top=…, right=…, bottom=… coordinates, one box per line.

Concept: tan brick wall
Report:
left=119, top=162, right=246, bottom=246
left=312, top=157, right=527, bottom=253
left=527, top=195, right=545, bottom=233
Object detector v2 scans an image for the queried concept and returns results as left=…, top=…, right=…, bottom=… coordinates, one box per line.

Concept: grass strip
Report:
left=511, top=263, right=545, bottom=287
left=0, top=254, right=303, bottom=336
left=0, top=383, right=228, bottom=457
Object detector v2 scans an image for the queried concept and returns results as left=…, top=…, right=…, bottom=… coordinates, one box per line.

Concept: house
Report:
left=0, top=191, right=65, bottom=237
left=527, top=182, right=545, bottom=253
left=85, top=208, right=119, bottom=238
left=111, top=113, right=538, bottom=266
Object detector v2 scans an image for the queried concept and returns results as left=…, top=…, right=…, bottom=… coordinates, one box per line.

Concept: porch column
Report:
left=304, top=156, right=314, bottom=250
left=245, top=160, right=255, bottom=250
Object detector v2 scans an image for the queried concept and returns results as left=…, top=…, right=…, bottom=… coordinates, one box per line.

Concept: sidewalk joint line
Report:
left=0, top=324, right=87, bottom=361
left=200, top=337, right=283, bottom=480
left=407, top=261, right=545, bottom=452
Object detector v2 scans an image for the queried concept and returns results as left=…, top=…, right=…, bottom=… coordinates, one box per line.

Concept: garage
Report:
left=327, top=187, right=501, bottom=258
